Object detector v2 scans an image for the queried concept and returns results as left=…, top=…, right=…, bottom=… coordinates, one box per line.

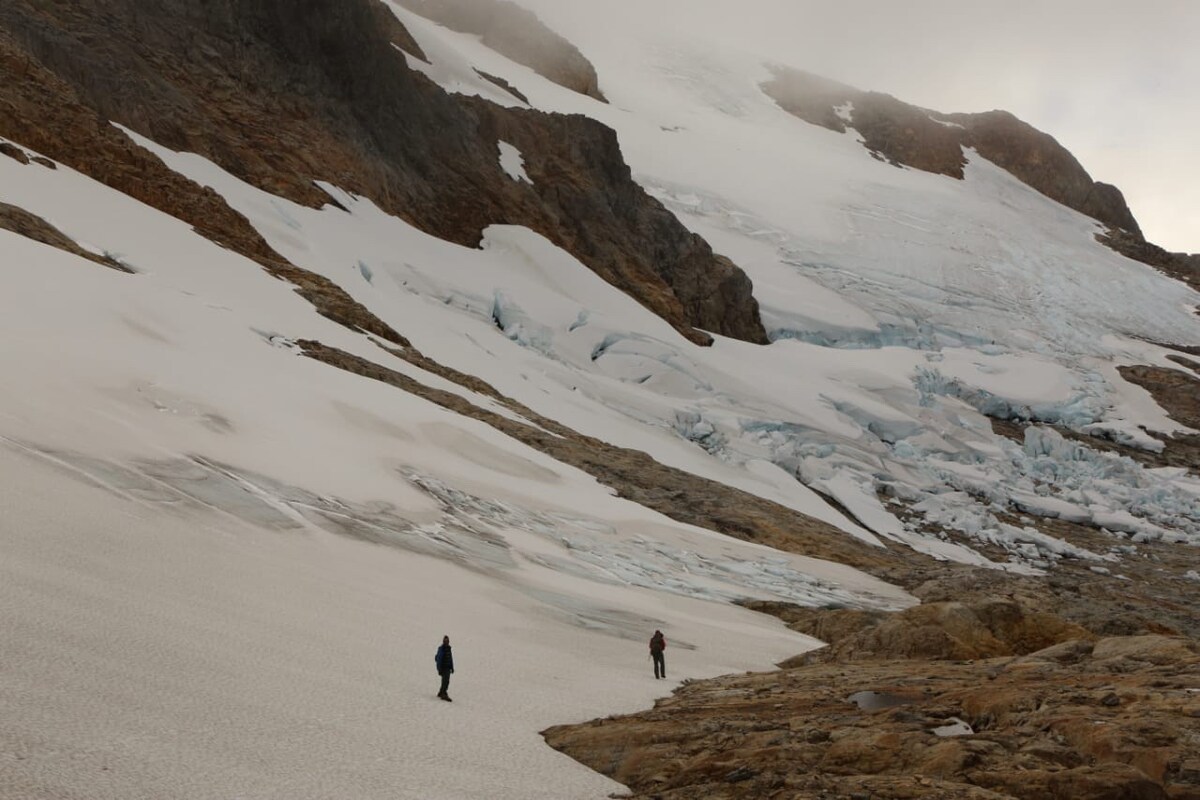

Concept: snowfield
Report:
left=2, top=3, right=1200, bottom=799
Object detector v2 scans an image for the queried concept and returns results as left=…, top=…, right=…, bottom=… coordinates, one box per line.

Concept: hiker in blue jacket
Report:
left=436, top=635, right=454, bottom=701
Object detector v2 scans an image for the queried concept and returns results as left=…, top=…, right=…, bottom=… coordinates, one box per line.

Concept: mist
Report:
left=515, top=0, right=1200, bottom=252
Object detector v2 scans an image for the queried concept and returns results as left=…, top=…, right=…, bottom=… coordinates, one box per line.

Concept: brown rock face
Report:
left=1118, top=364, right=1200, bottom=433
left=751, top=598, right=1093, bottom=663
left=1100, top=227, right=1200, bottom=293
left=394, top=0, right=607, bottom=102
left=0, top=0, right=766, bottom=346
left=853, top=94, right=968, bottom=177
left=947, top=110, right=1142, bottom=236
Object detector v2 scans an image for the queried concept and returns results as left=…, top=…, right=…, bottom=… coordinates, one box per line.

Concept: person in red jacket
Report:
left=649, top=629, right=666, bottom=679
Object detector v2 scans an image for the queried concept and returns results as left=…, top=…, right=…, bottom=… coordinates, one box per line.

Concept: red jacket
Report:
left=649, top=633, right=666, bottom=653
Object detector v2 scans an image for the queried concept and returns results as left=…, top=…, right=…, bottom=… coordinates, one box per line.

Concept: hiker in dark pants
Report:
left=436, top=635, right=454, bottom=701
left=649, top=629, right=666, bottom=679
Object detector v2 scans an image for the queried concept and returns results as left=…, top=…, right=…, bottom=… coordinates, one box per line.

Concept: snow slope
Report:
left=3, top=5, right=1200, bottom=799
left=0, top=130, right=905, bottom=799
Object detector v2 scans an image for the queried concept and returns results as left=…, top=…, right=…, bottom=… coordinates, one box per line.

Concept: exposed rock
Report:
left=1091, top=635, right=1197, bottom=667
left=1100, top=226, right=1200, bottom=293
left=474, top=67, right=529, bottom=104
left=853, top=94, right=968, bottom=178
left=946, top=110, right=1142, bottom=236
left=750, top=598, right=1091, bottom=663
left=1018, top=639, right=1095, bottom=665
left=0, top=201, right=132, bottom=273
left=764, top=68, right=1200, bottom=291
left=0, top=140, right=29, bottom=164
left=761, top=69, right=856, bottom=133
left=1101, top=362, right=1200, bottom=475
left=0, top=0, right=765, bottom=345
left=395, top=0, right=607, bottom=102
left=762, top=68, right=965, bottom=178
left=0, top=24, right=412, bottom=346
left=543, top=630, right=1200, bottom=800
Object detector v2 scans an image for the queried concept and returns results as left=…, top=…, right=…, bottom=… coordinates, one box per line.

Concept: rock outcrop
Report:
left=1100, top=227, right=1200, bottom=293
left=394, top=0, right=607, bottom=102
left=946, top=110, right=1142, bottom=236
left=0, top=200, right=133, bottom=273
left=0, top=0, right=766, bottom=345
left=746, top=599, right=1093, bottom=663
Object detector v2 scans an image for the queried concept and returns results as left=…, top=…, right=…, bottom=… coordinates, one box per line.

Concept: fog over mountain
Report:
left=517, top=0, right=1200, bottom=252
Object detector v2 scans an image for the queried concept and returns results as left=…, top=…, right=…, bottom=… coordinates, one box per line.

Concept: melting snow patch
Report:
left=498, top=141, right=532, bottom=184
left=933, top=718, right=974, bottom=737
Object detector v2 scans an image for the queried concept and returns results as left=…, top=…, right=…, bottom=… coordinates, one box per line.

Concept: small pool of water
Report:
left=847, top=691, right=917, bottom=711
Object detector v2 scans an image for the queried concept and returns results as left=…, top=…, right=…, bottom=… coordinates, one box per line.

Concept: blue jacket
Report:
left=436, top=644, right=454, bottom=674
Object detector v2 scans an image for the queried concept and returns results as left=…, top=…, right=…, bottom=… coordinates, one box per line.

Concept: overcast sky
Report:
left=519, top=0, right=1199, bottom=253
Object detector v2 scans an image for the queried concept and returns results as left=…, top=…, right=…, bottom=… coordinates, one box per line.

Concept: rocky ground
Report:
left=543, top=555, right=1200, bottom=800
left=544, top=632, right=1199, bottom=800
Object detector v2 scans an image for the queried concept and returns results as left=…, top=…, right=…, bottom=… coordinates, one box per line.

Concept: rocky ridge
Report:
left=0, top=194, right=131, bottom=273
left=761, top=66, right=1200, bottom=289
